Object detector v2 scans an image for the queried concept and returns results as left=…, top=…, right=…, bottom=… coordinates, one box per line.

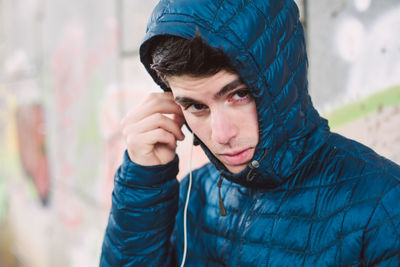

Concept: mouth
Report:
left=219, top=148, right=254, bottom=166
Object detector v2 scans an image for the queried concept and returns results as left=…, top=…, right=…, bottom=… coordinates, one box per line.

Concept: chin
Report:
left=226, top=164, right=248, bottom=174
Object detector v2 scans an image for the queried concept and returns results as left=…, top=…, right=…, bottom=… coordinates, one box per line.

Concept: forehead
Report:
left=167, top=70, right=241, bottom=98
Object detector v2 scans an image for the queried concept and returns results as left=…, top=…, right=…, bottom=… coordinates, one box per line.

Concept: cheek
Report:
left=242, top=104, right=259, bottom=139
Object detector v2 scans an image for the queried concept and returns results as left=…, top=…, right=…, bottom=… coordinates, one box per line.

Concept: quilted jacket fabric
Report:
left=101, top=0, right=400, bottom=266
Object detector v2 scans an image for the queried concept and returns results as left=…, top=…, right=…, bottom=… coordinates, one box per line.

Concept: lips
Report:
left=219, top=148, right=253, bottom=166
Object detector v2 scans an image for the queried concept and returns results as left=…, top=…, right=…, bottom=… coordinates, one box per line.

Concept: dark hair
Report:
left=150, top=33, right=235, bottom=85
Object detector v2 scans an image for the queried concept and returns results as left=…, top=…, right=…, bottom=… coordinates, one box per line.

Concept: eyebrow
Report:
left=214, top=79, right=245, bottom=99
left=174, top=79, right=245, bottom=105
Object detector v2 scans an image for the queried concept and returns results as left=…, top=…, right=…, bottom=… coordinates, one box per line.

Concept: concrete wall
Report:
left=1, top=0, right=124, bottom=266
left=307, top=0, right=400, bottom=111
left=0, top=0, right=398, bottom=266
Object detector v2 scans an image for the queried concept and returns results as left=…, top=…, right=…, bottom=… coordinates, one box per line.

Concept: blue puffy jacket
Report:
left=101, top=0, right=400, bottom=266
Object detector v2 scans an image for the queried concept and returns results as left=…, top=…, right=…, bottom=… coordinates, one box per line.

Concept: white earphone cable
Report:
left=180, top=133, right=194, bottom=267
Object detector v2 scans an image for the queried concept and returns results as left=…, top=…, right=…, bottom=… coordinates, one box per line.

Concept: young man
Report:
left=101, top=0, right=400, bottom=266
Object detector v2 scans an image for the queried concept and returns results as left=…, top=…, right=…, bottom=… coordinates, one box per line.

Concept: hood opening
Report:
left=139, top=0, right=330, bottom=188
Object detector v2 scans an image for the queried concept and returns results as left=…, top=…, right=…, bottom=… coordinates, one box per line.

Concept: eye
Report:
left=183, top=103, right=208, bottom=114
left=190, top=103, right=207, bottom=111
left=230, top=89, right=251, bottom=102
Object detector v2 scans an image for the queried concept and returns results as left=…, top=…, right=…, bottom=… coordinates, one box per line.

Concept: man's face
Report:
left=168, top=70, right=259, bottom=173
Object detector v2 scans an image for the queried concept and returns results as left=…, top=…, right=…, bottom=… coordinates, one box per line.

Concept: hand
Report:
left=121, top=92, right=185, bottom=166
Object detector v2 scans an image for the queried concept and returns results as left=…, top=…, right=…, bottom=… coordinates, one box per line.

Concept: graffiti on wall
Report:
left=0, top=48, right=51, bottom=205
left=50, top=17, right=120, bottom=226
left=16, top=104, right=50, bottom=205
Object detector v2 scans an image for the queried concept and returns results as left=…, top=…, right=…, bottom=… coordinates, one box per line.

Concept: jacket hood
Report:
left=140, top=0, right=330, bottom=189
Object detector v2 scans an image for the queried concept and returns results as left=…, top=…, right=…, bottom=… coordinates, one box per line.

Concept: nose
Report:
left=210, top=109, right=238, bottom=145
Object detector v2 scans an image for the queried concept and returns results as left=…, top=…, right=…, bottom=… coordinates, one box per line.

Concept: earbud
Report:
left=193, top=135, right=200, bottom=146
left=185, top=123, right=200, bottom=146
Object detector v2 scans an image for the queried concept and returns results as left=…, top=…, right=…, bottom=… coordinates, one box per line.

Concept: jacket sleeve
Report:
left=100, top=151, right=180, bottom=267
left=363, top=183, right=400, bottom=266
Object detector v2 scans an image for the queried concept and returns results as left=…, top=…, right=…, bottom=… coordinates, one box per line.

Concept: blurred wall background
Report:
left=308, top=0, right=400, bottom=111
left=0, top=0, right=399, bottom=266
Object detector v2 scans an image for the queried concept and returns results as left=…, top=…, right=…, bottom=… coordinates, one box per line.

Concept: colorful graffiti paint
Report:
left=16, top=103, right=50, bottom=205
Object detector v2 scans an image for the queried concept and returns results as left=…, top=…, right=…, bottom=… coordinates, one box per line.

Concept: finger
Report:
left=135, top=128, right=177, bottom=150
left=123, top=113, right=185, bottom=141
left=124, top=92, right=181, bottom=123
left=122, top=101, right=182, bottom=128
left=172, top=113, right=186, bottom=128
